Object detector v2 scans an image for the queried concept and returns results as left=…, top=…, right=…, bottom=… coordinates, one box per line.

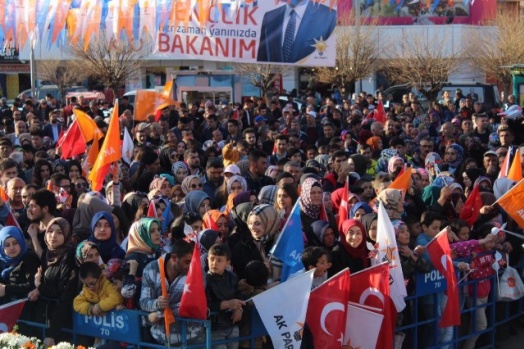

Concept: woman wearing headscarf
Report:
left=198, top=229, right=221, bottom=272
left=122, top=192, right=149, bottom=222
left=350, top=202, right=373, bottom=221
left=72, top=195, right=114, bottom=243
left=75, top=240, right=101, bottom=266
left=443, top=143, right=464, bottom=175
left=231, top=204, right=281, bottom=281
left=387, top=156, right=405, bottom=181
left=29, top=218, right=77, bottom=347
left=172, top=161, right=189, bottom=185
left=300, top=178, right=329, bottom=246
left=0, top=226, right=40, bottom=304
left=311, top=220, right=337, bottom=251
left=424, top=152, right=444, bottom=182
left=460, top=167, right=482, bottom=197
left=181, top=175, right=204, bottom=195
left=89, top=211, right=126, bottom=263
left=125, top=218, right=162, bottom=278
left=493, top=177, right=516, bottom=200
left=149, top=177, right=171, bottom=198
left=258, top=185, right=277, bottom=206
left=361, top=213, right=378, bottom=247
left=216, top=175, right=248, bottom=209
left=330, top=219, right=369, bottom=276
left=159, top=145, right=178, bottom=174
left=376, top=189, right=404, bottom=220
left=233, top=191, right=256, bottom=206
left=228, top=202, right=255, bottom=251
left=202, top=210, right=230, bottom=241
left=366, top=136, right=383, bottom=151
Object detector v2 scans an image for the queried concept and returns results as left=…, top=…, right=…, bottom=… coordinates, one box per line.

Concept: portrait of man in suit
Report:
left=257, top=0, right=337, bottom=63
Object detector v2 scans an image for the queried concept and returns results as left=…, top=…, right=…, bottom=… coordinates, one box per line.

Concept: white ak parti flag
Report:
left=344, top=303, right=384, bottom=349
left=122, top=127, right=134, bottom=165
left=373, top=202, right=407, bottom=312
left=251, top=269, right=314, bottom=349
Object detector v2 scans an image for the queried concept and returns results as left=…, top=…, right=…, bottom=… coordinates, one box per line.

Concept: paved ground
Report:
left=494, top=317, right=524, bottom=349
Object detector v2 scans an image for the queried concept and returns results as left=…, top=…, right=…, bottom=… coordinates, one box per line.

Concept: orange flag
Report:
left=496, top=179, right=524, bottom=229
left=88, top=105, right=121, bottom=192
left=135, top=90, right=179, bottom=121
left=507, top=149, right=523, bottom=182
left=74, top=109, right=103, bottom=172
left=73, top=109, right=102, bottom=143
left=498, top=149, right=511, bottom=178
left=157, top=255, right=176, bottom=339
left=0, top=186, right=8, bottom=202
left=388, top=165, right=412, bottom=197
left=161, top=80, right=173, bottom=98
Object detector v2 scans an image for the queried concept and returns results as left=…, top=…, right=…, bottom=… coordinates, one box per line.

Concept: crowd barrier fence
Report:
left=17, top=261, right=524, bottom=348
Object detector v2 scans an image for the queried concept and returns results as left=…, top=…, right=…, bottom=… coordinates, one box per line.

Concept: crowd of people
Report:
left=0, top=88, right=523, bottom=349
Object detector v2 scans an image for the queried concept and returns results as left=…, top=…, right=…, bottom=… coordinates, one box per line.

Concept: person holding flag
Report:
left=125, top=218, right=163, bottom=280
left=139, top=239, right=202, bottom=345
left=330, top=219, right=369, bottom=276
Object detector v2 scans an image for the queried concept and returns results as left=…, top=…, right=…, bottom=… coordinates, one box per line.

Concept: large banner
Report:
left=10, top=0, right=339, bottom=66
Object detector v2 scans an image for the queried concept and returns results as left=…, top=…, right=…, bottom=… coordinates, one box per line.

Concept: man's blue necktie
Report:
left=282, top=10, right=296, bottom=63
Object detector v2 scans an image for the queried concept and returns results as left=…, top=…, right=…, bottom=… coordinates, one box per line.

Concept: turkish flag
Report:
left=58, top=121, right=87, bottom=160
left=147, top=201, right=157, bottom=218
left=374, top=99, right=387, bottom=124
left=305, top=269, right=350, bottom=348
left=348, top=262, right=395, bottom=349
left=426, top=228, right=461, bottom=327
left=5, top=211, right=21, bottom=230
left=0, top=299, right=26, bottom=333
left=179, top=242, right=207, bottom=320
left=459, top=184, right=483, bottom=227
left=337, top=179, right=349, bottom=233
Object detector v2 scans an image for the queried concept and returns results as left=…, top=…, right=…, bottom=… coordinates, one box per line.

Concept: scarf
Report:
left=89, top=211, right=124, bottom=263
left=377, top=189, right=403, bottom=220
left=203, top=210, right=226, bottom=231
left=361, top=213, right=378, bottom=243
left=494, top=178, right=516, bottom=200
left=340, top=219, right=369, bottom=268
left=185, top=190, right=211, bottom=214
left=45, top=217, right=72, bottom=267
left=445, top=143, right=464, bottom=170
left=171, top=161, right=189, bottom=181
left=311, top=220, right=331, bottom=246
left=72, top=195, right=113, bottom=239
left=230, top=202, right=254, bottom=240
left=181, top=175, right=201, bottom=194
left=75, top=240, right=99, bottom=266
left=198, top=229, right=220, bottom=254
left=226, top=175, right=248, bottom=194
left=349, top=202, right=373, bottom=219
left=233, top=191, right=252, bottom=206
left=299, top=178, right=322, bottom=219
left=127, top=218, right=162, bottom=254
left=0, top=226, right=28, bottom=281
left=122, top=192, right=148, bottom=222
left=258, top=185, right=277, bottom=206
left=247, top=204, right=281, bottom=240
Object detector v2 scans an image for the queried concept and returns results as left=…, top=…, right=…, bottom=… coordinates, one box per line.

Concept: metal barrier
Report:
left=17, top=263, right=524, bottom=349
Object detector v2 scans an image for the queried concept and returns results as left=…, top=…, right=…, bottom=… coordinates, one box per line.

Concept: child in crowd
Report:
left=237, top=261, right=270, bottom=349
left=206, top=244, right=245, bottom=349
left=450, top=219, right=470, bottom=242
left=300, top=246, right=332, bottom=290
left=452, top=224, right=501, bottom=349
left=104, top=258, right=141, bottom=309
left=73, top=261, right=124, bottom=315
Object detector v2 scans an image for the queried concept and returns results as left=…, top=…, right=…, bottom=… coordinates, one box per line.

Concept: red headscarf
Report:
left=340, top=219, right=369, bottom=268
left=202, top=210, right=226, bottom=231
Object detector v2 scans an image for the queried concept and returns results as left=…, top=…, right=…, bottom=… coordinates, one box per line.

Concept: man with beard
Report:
left=43, top=109, right=62, bottom=144
left=483, top=151, right=499, bottom=182
left=26, top=189, right=57, bottom=251
left=184, top=149, right=203, bottom=176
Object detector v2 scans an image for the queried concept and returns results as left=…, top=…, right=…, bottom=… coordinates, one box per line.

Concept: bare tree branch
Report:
left=315, top=11, right=380, bottom=95
left=385, top=31, right=462, bottom=103
left=68, top=34, right=149, bottom=101
left=36, top=60, right=87, bottom=103
left=464, top=10, right=524, bottom=93
left=234, top=63, right=291, bottom=100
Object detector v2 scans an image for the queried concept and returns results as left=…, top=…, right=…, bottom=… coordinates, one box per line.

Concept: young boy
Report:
left=74, top=262, right=124, bottom=316
left=206, top=244, right=245, bottom=349
left=301, top=246, right=332, bottom=290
